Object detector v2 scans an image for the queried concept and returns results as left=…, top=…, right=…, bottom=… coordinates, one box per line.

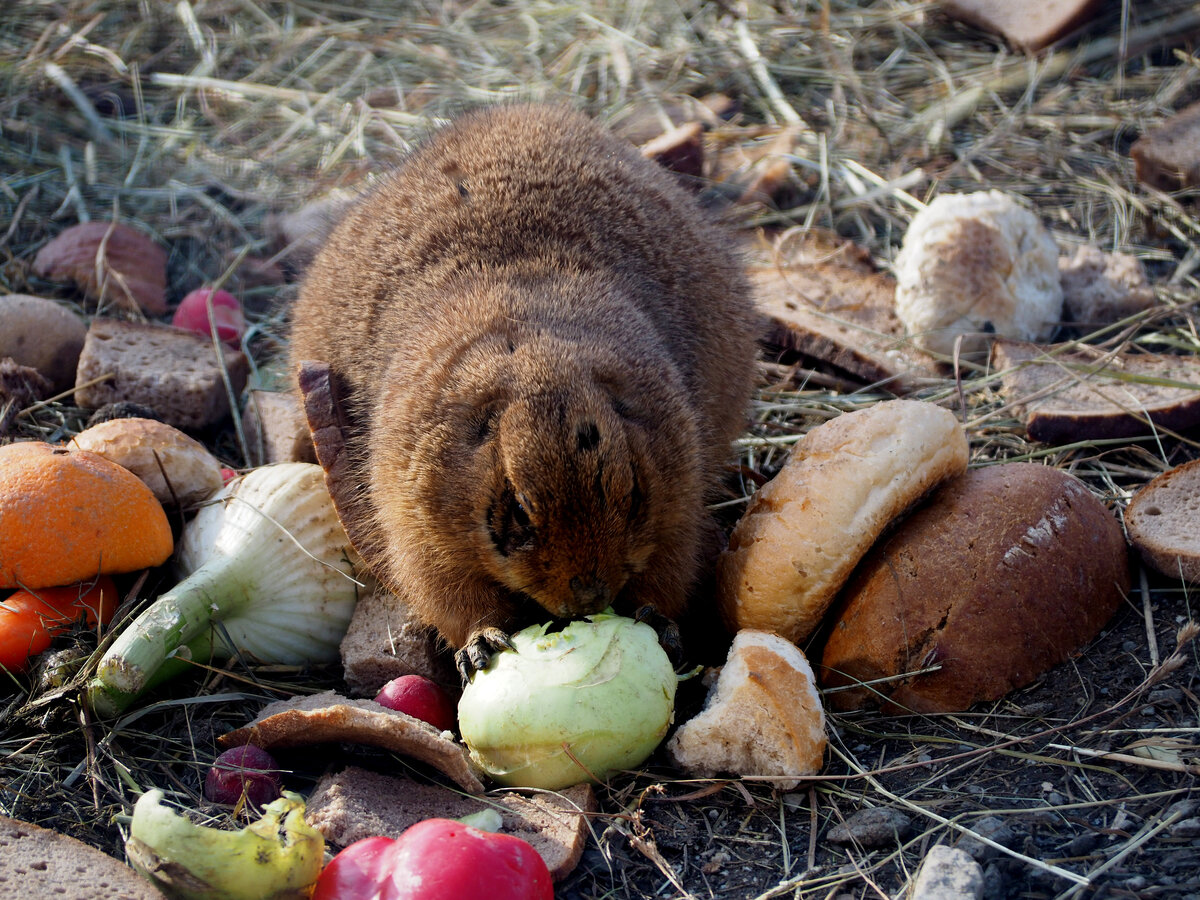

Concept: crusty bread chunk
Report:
left=667, top=630, right=827, bottom=789
left=820, top=464, right=1130, bottom=713
left=1125, top=458, right=1200, bottom=584
left=716, top=399, right=968, bottom=644
left=0, top=815, right=165, bottom=899
left=305, top=766, right=596, bottom=882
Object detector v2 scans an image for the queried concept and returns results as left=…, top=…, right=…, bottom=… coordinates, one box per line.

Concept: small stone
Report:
left=827, top=807, right=912, bottom=848
left=955, top=816, right=1018, bottom=862
left=908, top=844, right=984, bottom=900
left=1170, top=817, right=1200, bottom=840
left=1060, top=832, right=1102, bottom=857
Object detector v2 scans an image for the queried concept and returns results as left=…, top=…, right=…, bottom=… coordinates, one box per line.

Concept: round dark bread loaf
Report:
left=818, top=463, right=1130, bottom=713
left=1124, top=457, right=1200, bottom=583
left=0, top=815, right=164, bottom=899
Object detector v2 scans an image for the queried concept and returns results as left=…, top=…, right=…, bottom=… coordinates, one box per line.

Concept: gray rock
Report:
left=955, top=816, right=1018, bottom=861
left=827, top=807, right=912, bottom=847
left=908, top=845, right=984, bottom=900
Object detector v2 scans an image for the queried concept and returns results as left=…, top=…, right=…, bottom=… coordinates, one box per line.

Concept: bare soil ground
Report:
left=2, top=2, right=1199, bottom=898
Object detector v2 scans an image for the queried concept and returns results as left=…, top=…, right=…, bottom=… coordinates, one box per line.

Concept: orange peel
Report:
left=0, top=440, right=173, bottom=590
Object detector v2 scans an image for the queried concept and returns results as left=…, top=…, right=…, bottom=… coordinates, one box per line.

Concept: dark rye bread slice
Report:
left=219, top=690, right=485, bottom=794
left=992, top=339, right=1200, bottom=443
left=749, top=236, right=939, bottom=393
left=305, top=766, right=597, bottom=882
left=1125, top=458, right=1200, bottom=584
left=0, top=815, right=164, bottom=899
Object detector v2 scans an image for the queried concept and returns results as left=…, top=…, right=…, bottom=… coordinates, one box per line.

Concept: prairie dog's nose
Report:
left=569, top=575, right=612, bottom=612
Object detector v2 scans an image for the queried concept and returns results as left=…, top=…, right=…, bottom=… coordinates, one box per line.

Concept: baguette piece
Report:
left=0, top=815, right=164, bottom=899
left=716, top=399, right=968, bottom=644
left=819, top=464, right=1130, bottom=713
left=666, top=630, right=826, bottom=789
left=305, top=766, right=597, bottom=881
left=1125, top=458, right=1200, bottom=583
left=992, top=339, right=1200, bottom=443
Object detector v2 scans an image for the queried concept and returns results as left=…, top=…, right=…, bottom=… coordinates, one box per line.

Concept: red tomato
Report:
left=0, top=576, right=118, bottom=671
left=311, top=819, right=553, bottom=900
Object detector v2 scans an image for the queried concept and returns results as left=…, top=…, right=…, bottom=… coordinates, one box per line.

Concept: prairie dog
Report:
left=289, top=104, right=758, bottom=675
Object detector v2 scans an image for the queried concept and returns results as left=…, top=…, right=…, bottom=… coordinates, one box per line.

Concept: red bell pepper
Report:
left=311, top=818, right=553, bottom=900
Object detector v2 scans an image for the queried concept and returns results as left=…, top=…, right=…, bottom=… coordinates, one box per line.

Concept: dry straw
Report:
left=1, top=0, right=1199, bottom=897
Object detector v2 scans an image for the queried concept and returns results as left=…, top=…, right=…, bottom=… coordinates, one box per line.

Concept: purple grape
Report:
left=204, top=744, right=282, bottom=808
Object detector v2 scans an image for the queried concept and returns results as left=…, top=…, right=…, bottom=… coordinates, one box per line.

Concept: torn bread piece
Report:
left=667, top=631, right=827, bottom=789
left=218, top=690, right=485, bottom=794
left=305, top=766, right=596, bottom=881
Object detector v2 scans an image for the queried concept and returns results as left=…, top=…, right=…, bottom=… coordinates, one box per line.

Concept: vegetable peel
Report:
left=127, top=789, right=324, bottom=900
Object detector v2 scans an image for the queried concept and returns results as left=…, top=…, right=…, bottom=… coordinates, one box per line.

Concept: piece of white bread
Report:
left=666, top=630, right=827, bottom=789
left=716, top=399, right=968, bottom=644
left=305, top=766, right=596, bottom=882
left=1125, top=458, right=1200, bottom=583
left=0, top=815, right=165, bottom=899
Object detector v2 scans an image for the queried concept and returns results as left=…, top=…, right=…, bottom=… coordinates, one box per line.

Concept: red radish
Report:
left=172, top=288, right=246, bottom=346
left=204, top=744, right=282, bottom=808
left=374, top=675, right=456, bottom=732
left=219, top=467, right=238, bottom=484
left=311, top=819, right=553, bottom=900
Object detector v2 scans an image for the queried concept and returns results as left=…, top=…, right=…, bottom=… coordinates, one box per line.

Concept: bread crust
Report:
left=290, top=104, right=757, bottom=651
left=715, top=399, right=968, bottom=644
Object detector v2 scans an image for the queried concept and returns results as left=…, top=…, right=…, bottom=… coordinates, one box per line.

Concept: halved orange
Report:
left=0, top=441, right=173, bottom=590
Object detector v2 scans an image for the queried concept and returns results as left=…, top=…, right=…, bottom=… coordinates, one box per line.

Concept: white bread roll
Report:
left=666, top=630, right=826, bottom=789
left=716, top=399, right=968, bottom=645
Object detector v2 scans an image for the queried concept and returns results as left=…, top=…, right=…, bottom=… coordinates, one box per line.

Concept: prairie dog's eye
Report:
left=489, top=483, right=535, bottom=557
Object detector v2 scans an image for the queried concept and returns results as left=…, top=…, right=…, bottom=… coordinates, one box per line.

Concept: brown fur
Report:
left=290, top=103, right=757, bottom=652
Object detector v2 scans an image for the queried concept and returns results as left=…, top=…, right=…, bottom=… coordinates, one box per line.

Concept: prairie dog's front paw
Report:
left=456, top=627, right=516, bottom=683
left=634, top=604, right=684, bottom=669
